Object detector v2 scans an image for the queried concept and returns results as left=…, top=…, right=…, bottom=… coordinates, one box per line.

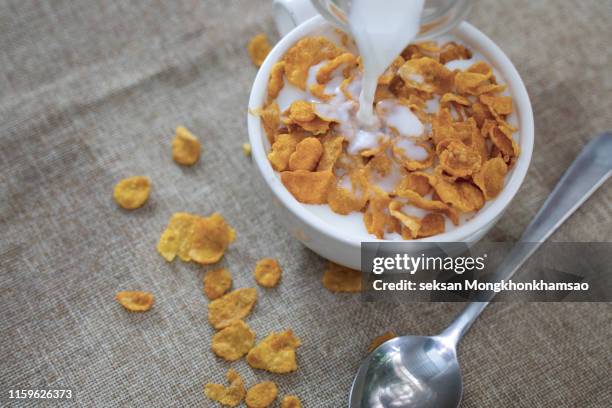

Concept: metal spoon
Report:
left=349, top=132, right=612, bottom=408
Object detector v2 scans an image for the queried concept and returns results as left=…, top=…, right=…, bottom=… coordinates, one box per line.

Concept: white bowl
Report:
left=247, top=16, right=534, bottom=270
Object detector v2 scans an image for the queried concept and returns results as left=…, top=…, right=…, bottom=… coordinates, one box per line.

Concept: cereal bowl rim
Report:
left=247, top=16, right=534, bottom=249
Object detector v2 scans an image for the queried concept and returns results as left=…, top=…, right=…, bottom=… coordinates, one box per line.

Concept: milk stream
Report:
left=349, top=0, right=425, bottom=126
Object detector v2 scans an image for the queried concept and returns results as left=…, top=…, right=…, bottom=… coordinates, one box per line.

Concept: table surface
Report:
left=1, top=0, right=611, bottom=406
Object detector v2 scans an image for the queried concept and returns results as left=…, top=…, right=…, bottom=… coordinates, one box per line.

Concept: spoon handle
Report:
left=441, top=132, right=612, bottom=345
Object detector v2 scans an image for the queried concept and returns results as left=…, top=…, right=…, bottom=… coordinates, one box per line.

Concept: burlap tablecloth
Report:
left=1, top=0, right=611, bottom=406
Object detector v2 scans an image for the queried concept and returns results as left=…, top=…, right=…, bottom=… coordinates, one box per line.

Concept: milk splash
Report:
left=348, top=0, right=425, bottom=126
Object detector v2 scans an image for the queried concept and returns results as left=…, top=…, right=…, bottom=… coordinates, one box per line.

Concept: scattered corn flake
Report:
left=245, top=381, right=278, bottom=408
left=280, top=395, right=302, bottom=408
left=254, top=258, right=282, bottom=288
left=267, top=61, right=285, bottom=100
left=115, top=291, right=154, bottom=312
left=189, top=213, right=236, bottom=264
left=389, top=201, right=421, bottom=239
left=288, top=137, right=323, bottom=171
left=316, top=52, right=357, bottom=84
left=211, top=320, right=256, bottom=361
left=248, top=33, right=272, bottom=67
left=316, top=134, right=345, bottom=171
left=367, top=331, right=397, bottom=353
left=204, top=268, right=232, bottom=300
left=243, top=143, right=252, bottom=156
left=157, top=212, right=235, bottom=265
left=172, top=126, right=201, bottom=166
left=157, top=212, right=196, bottom=262
left=208, top=288, right=258, bottom=330
left=418, top=213, right=446, bottom=238
left=322, top=262, right=362, bottom=293
left=438, top=140, right=482, bottom=177
left=473, top=157, right=508, bottom=200
left=282, top=36, right=343, bottom=90
left=280, top=169, right=335, bottom=204
left=204, top=368, right=246, bottom=408
left=113, top=176, right=151, bottom=210
left=247, top=330, right=301, bottom=373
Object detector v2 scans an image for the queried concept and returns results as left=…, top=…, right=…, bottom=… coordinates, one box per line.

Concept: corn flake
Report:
left=317, top=134, right=344, bottom=170
left=281, top=395, right=302, bottom=408
left=268, top=133, right=305, bottom=171
left=282, top=36, right=343, bottom=90
left=473, top=157, right=508, bottom=200
left=367, top=331, right=397, bottom=353
left=254, top=258, right=282, bottom=288
left=489, top=125, right=520, bottom=164
left=439, top=41, right=472, bottom=64
left=364, top=188, right=396, bottom=239
left=257, top=102, right=281, bottom=144
left=322, top=262, right=362, bottom=293
left=280, top=169, right=335, bottom=204
left=399, top=57, right=454, bottom=94
left=204, top=268, right=232, bottom=300
left=113, top=176, right=151, bottom=210
left=204, top=368, right=246, bottom=408
left=189, top=213, right=236, bottom=265
left=115, top=291, right=154, bottom=312
left=328, top=169, right=369, bottom=214
left=172, top=126, right=201, bottom=166
left=316, top=52, right=357, bottom=84
left=438, top=140, right=482, bottom=177
left=288, top=137, right=323, bottom=171
left=394, top=172, right=431, bottom=197
left=242, top=143, right=252, bottom=156
left=394, top=186, right=459, bottom=225
left=480, top=94, right=513, bottom=116
left=248, top=33, right=272, bottom=67
left=389, top=201, right=421, bottom=239
left=267, top=62, right=285, bottom=100
left=211, top=320, right=256, bottom=361
left=245, top=381, right=278, bottom=408
left=418, top=213, right=446, bottom=238
left=247, top=329, right=301, bottom=373
left=208, top=288, right=258, bottom=330
left=156, top=212, right=235, bottom=265
left=431, top=177, right=485, bottom=213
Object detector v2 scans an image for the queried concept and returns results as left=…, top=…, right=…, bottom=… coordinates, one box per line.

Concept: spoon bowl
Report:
left=349, top=336, right=462, bottom=408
